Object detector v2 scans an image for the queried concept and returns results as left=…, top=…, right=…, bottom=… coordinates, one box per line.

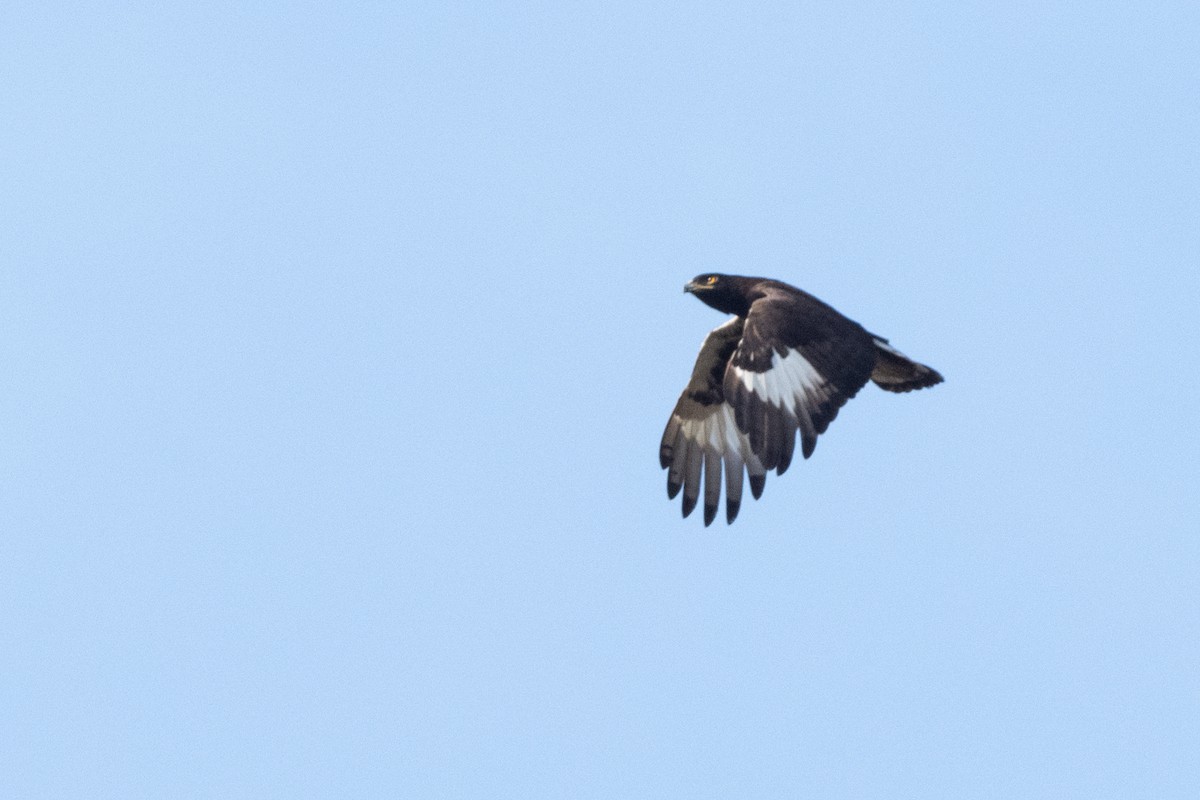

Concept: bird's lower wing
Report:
left=660, top=318, right=765, bottom=525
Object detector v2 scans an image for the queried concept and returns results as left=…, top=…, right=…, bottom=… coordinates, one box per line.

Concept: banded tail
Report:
left=870, top=337, right=944, bottom=393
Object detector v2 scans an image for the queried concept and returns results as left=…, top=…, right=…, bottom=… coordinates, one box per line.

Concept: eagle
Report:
left=661, top=274, right=943, bottom=526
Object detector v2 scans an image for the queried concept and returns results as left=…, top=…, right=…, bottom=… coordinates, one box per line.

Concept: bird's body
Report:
left=661, top=274, right=943, bottom=525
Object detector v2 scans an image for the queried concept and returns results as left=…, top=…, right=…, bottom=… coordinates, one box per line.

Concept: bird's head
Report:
left=684, top=273, right=751, bottom=316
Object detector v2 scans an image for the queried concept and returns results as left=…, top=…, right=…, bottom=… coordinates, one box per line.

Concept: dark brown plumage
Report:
left=661, top=274, right=943, bottom=525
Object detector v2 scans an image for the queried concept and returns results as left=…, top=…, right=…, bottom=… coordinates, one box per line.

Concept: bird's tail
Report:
left=869, top=337, right=944, bottom=393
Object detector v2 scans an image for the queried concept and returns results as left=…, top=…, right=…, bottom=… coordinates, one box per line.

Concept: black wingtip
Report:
left=703, top=503, right=717, bottom=527
left=682, top=494, right=697, bottom=518
left=749, top=473, right=765, bottom=499
left=813, top=403, right=839, bottom=435
left=660, top=438, right=680, bottom=469
left=801, top=435, right=816, bottom=459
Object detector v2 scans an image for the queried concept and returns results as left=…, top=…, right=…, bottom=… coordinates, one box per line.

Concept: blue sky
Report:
left=3, top=1, right=1199, bottom=797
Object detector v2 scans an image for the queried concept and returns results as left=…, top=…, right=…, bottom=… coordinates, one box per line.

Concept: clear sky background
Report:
left=3, top=2, right=1199, bottom=798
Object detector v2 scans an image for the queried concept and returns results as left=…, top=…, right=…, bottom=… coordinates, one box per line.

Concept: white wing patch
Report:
left=675, top=404, right=764, bottom=480
left=732, top=348, right=826, bottom=416
left=725, top=346, right=844, bottom=466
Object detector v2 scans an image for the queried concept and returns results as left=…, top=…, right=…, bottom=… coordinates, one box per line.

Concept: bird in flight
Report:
left=661, top=274, right=943, bottom=526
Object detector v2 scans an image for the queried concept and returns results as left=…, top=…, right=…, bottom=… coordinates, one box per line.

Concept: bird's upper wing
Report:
left=722, top=285, right=877, bottom=472
left=660, top=318, right=766, bottom=526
